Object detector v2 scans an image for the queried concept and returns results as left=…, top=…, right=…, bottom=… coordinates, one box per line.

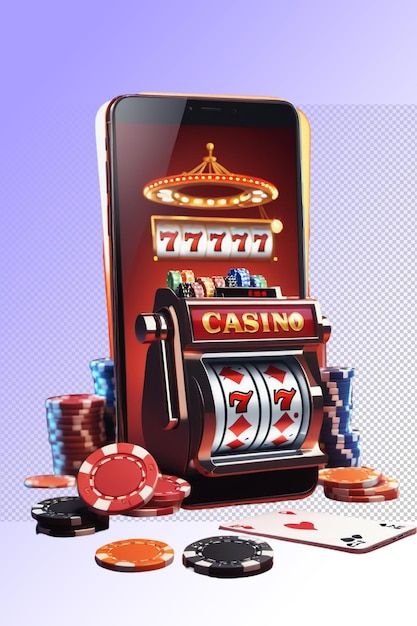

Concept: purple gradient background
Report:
left=1, top=3, right=417, bottom=620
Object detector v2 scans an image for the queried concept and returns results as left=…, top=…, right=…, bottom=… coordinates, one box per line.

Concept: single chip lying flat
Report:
left=95, top=538, right=174, bottom=572
left=319, top=467, right=382, bottom=489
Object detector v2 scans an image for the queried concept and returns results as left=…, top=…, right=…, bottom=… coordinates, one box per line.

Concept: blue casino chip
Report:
left=89, top=358, right=116, bottom=418
left=320, top=366, right=355, bottom=381
left=227, top=268, right=251, bottom=287
left=327, top=457, right=361, bottom=468
left=325, top=446, right=362, bottom=459
left=325, top=443, right=362, bottom=456
left=321, top=414, right=352, bottom=426
left=89, top=358, right=114, bottom=373
left=320, top=430, right=360, bottom=445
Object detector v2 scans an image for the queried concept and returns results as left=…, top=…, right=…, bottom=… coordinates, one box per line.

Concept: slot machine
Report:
left=132, top=124, right=331, bottom=508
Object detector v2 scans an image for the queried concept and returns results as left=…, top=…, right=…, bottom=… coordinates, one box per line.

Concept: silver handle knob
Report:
left=135, top=313, right=168, bottom=343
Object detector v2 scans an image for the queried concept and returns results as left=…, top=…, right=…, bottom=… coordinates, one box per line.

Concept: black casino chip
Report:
left=182, top=535, right=274, bottom=578
left=176, top=282, right=195, bottom=298
left=36, top=520, right=108, bottom=537
left=31, top=496, right=106, bottom=529
left=225, top=275, right=238, bottom=288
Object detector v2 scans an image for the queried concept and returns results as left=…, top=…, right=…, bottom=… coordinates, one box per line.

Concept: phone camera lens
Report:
left=188, top=105, right=193, bottom=111
left=232, top=108, right=237, bottom=114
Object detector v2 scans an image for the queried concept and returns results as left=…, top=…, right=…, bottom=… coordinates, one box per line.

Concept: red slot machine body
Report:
left=97, top=94, right=331, bottom=508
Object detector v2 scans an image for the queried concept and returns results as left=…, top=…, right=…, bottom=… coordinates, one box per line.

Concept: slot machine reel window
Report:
left=204, top=356, right=311, bottom=458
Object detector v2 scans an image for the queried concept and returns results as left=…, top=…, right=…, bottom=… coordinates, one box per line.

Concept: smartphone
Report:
left=96, top=94, right=312, bottom=448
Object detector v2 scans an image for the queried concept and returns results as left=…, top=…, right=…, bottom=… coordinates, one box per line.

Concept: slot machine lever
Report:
left=135, top=312, right=179, bottom=430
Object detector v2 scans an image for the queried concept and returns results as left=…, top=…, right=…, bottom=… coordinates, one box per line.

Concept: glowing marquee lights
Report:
left=143, top=142, right=279, bottom=212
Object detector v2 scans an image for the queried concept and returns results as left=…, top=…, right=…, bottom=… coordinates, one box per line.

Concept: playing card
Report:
left=219, top=509, right=416, bottom=553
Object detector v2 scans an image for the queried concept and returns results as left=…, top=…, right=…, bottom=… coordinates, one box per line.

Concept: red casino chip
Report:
left=191, top=282, right=205, bottom=298
left=324, top=488, right=399, bottom=503
left=123, top=502, right=180, bottom=517
left=48, top=431, right=105, bottom=444
left=151, top=474, right=191, bottom=505
left=212, top=275, right=225, bottom=288
left=77, top=443, right=159, bottom=514
left=325, top=475, right=399, bottom=498
left=46, top=394, right=106, bottom=410
left=46, top=407, right=104, bottom=418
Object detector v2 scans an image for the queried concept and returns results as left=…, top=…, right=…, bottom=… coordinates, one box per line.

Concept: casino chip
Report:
left=48, top=433, right=104, bottom=445
left=45, top=394, right=105, bottom=410
left=151, top=474, right=191, bottom=506
left=250, top=274, right=268, bottom=288
left=89, top=358, right=116, bottom=443
left=197, top=276, right=215, bottom=297
left=36, top=520, right=108, bottom=537
left=123, top=503, right=180, bottom=517
left=328, top=475, right=399, bottom=497
left=180, top=269, right=195, bottom=283
left=324, top=489, right=399, bottom=503
left=31, top=496, right=106, bottom=528
left=191, top=282, right=205, bottom=298
left=167, top=270, right=182, bottom=291
left=227, top=268, right=251, bottom=287
left=46, top=411, right=104, bottom=434
left=24, top=474, right=76, bottom=489
left=95, top=538, right=174, bottom=572
left=319, top=467, right=382, bottom=489
left=89, top=358, right=114, bottom=372
left=320, top=366, right=355, bottom=381
left=212, top=275, right=225, bottom=288
left=225, top=275, right=238, bottom=288
left=176, top=282, right=195, bottom=298
left=183, top=535, right=274, bottom=578
left=77, top=443, right=159, bottom=514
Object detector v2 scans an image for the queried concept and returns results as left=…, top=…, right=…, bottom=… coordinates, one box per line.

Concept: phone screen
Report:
left=109, top=96, right=305, bottom=443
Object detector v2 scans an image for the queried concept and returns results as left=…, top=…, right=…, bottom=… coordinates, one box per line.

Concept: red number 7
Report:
left=232, top=233, right=248, bottom=252
left=184, top=231, right=203, bottom=252
left=229, top=390, right=253, bottom=413
left=209, top=232, right=226, bottom=252
left=273, top=388, right=296, bottom=410
left=159, top=230, right=179, bottom=252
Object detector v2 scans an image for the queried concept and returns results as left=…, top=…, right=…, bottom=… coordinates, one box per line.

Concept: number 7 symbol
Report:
left=229, top=390, right=253, bottom=413
left=273, top=388, right=296, bottom=410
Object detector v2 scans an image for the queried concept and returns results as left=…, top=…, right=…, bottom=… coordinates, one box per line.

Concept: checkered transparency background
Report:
left=2, top=106, right=416, bottom=522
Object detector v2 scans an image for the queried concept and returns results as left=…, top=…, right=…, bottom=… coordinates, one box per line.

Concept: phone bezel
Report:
left=106, top=94, right=306, bottom=443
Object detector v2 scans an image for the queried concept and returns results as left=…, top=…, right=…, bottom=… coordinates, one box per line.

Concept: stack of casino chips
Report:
left=319, top=366, right=362, bottom=468
left=167, top=268, right=268, bottom=297
left=89, top=358, right=116, bottom=442
left=31, top=496, right=109, bottom=537
left=318, top=467, right=400, bottom=503
left=46, top=394, right=107, bottom=476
